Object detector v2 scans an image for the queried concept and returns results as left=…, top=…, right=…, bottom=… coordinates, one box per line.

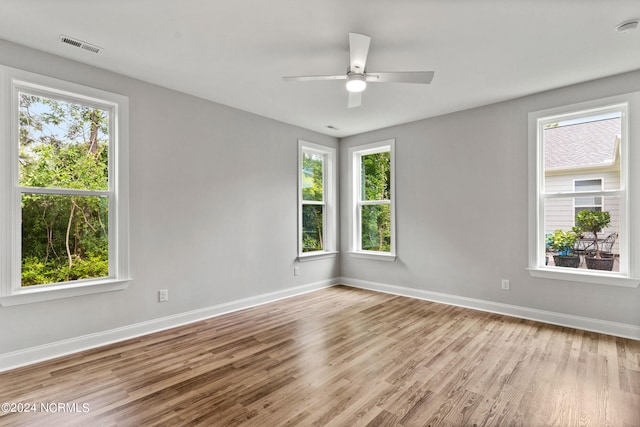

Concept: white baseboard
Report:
left=0, top=279, right=336, bottom=373
left=3, top=277, right=637, bottom=373
left=338, top=277, right=640, bottom=341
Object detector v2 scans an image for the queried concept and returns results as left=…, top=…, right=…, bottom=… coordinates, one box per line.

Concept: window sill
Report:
left=527, top=267, right=639, bottom=288
left=348, top=251, right=397, bottom=262
left=0, top=278, right=130, bottom=306
left=297, top=251, right=338, bottom=262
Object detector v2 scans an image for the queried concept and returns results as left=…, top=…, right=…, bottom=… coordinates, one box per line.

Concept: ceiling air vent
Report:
left=59, top=35, right=102, bottom=54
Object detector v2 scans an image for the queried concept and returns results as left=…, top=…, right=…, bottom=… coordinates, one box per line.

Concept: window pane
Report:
left=575, top=179, right=602, bottom=192
left=21, top=194, right=109, bottom=286
left=361, top=204, right=391, bottom=252
left=302, top=204, right=323, bottom=252
left=543, top=114, right=621, bottom=192
left=302, top=152, right=323, bottom=201
left=544, top=196, right=620, bottom=272
left=575, top=196, right=602, bottom=207
left=19, top=93, right=109, bottom=190
left=361, top=151, right=390, bottom=201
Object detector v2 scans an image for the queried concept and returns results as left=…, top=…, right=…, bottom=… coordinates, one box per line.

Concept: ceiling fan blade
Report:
left=283, top=74, right=347, bottom=82
left=349, top=33, right=371, bottom=74
left=366, top=71, right=435, bottom=84
left=348, top=91, right=362, bottom=108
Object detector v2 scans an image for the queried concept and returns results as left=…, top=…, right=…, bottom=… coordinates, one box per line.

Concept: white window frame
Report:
left=528, top=93, right=639, bottom=287
left=0, top=66, right=130, bottom=306
left=297, top=140, right=336, bottom=261
left=348, top=139, right=396, bottom=261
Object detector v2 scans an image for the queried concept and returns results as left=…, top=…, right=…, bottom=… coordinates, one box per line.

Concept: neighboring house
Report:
left=544, top=116, right=621, bottom=254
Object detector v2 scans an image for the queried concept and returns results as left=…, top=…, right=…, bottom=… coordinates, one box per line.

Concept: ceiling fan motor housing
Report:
left=346, top=73, right=367, bottom=92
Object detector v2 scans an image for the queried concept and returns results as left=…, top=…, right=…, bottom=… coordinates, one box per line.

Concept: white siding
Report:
left=544, top=171, right=620, bottom=253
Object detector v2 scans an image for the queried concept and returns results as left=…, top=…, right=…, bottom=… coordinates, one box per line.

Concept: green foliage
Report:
left=20, top=143, right=108, bottom=190
left=301, top=152, right=323, bottom=202
left=19, top=93, right=110, bottom=286
left=574, top=210, right=611, bottom=234
left=301, top=153, right=324, bottom=251
left=574, top=209, right=611, bottom=258
left=361, top=152, right=391, bottom=252
left=546, top=229, right=579, bottom=253
left=21, top=253, right=108, bottom=287
left=302, top=205, right=323, bottom=252
left=361, top=204, right=391, bottom=251
left=361, top=152, right=390, bottom=201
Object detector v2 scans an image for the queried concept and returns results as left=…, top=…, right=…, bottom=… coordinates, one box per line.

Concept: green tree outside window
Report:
left=360, top=152, right=391, bottom=252
left=301, top=152, right=324, bottom=252
left=19, top=94, right=110, bottom=286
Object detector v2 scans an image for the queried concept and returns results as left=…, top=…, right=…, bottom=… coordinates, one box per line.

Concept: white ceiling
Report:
left=1, top=1, right=639, bottom=137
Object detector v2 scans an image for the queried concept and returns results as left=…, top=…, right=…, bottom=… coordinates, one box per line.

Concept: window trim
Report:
left=527, top=93, right=639, bottom=287
left=297, top=140, right=337, bottom=260
left=0, top=66, right=130, bottom=306
left=348, top=139, right=396, bottom=260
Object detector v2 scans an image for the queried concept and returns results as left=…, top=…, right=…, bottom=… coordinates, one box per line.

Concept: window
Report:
left=528, top=93, right=639, bottom=287
left=297, top=141, right=336, bottom=259
left=0, top=66, right=130, bottom=305
left=574, top=178, right=603, bottom=216
left=349, top=139, right=395, bottom=260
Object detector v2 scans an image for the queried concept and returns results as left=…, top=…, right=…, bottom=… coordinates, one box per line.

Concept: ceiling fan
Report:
left=283, top=33, right=434, bottom=108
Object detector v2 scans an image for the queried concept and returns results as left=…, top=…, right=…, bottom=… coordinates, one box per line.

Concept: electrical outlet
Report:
left=501, top=279, right=510, bottom=291
left=158, top=289, right=168, bottom=302
left=294, top=267, right=300, bottom=276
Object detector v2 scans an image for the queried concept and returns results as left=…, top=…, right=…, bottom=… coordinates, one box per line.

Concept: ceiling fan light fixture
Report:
left=346, top=74, right=367, bottom=92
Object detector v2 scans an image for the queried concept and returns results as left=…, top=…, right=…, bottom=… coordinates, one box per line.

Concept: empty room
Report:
left=0, top=1, right=639, bottom=426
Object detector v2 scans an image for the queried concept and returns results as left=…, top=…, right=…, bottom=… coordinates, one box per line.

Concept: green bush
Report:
left=546, top=229, right=579, bottom=254
left=21, top=253, right=108, bottom=287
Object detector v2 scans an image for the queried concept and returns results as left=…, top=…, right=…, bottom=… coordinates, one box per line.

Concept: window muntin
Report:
left=0, top=66, right=130, bottom=305
left=298, top=141, right=335, bottom=257
left=350, top=140, right=395, bottom=257
left=529, top=94, right=638, bottom=286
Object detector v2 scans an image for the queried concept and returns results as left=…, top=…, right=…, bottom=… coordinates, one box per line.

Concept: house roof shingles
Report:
left=544, top=117, right=620, bottom=171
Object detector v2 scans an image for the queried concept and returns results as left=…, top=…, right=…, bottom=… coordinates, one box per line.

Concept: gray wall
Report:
left=0, top=40, right=339, bottom=353
left=340, top=69, right=640, bottom=327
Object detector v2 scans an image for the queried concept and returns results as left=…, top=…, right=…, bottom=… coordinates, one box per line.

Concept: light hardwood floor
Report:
left=1, top=285, right=639, bottom=426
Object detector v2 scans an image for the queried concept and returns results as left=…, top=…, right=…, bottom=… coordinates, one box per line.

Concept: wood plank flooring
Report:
left=1, top=285, right=639, bottom=426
